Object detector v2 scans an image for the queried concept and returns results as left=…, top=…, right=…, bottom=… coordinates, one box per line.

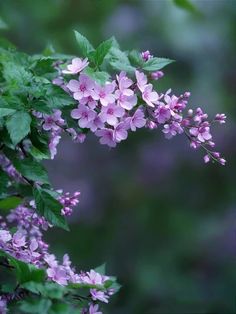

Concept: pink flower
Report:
left=116, top=71, right=134, bottom=95
left=0, top=230, right=12, bottom=243
left=100, top=103, right=125, bottom=126
left=88, top=115, right=104, bottom=132
left=43, top=110, right=64, bottom=131
left=126, top=109, right=146, bottom=131
left=163, top=122, right=183, bottom=139
left=95, top=129, right=116, bottom=148
left=215, top=113, right=226, bottom=124
left=49, top=133, right=61, bottom=159
left=47, top=266, right=68, bottom=285
left=67, top=74, right=94, bottom=101
left=83, top=270, right=103, bottom=285
left=142, top=84, right=159, bottom=107
left=115, top=90, right=137, bottom=110
left=80, top=96, right=98, bottom=109
left=114, top=122, right=128, bottom=142
left=62, top=57, right=89, bottom=74
left=135, top=70, right=148, bottom=92
left=89, top=304, right=102, bottom=314
left=12, top=231, right=26, bottom=248
left=141, top=50, right=153, bottom=61
left=189, top=125, right=212, bottom=143
left=90, top=289, right=109, bottom=303
left=151, top=71, right=164, bottom=80
left=91, top=82, right=116, bottom=107
left=155, top=105, right=171, bottom=124
left=71, top=105, right=96, bottom=128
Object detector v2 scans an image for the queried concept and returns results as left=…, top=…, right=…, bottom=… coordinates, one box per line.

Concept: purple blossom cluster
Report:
left=0, top=199, right=112, bottom=313
left=47, top=54, right=226, bottom=165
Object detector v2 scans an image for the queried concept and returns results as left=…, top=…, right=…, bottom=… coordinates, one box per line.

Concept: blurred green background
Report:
left=1, top=0, right=235, bottom=313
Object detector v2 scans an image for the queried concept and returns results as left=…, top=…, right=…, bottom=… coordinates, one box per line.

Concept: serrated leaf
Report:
left=20, top=298, right=52, bottom=314
left=6, top=111, right=32, bottom=145
left=91, top=37, right=114, bottom=66
left=142, top=57, right=174, bottom=71
left=95, top=263, right=106, bottom=275
left=84, top=67, right=110, bottom=85
left=22, top=281, right=65, bottom=299
left=108, top=47, right=135, bottom=73
left=3, top=149, right=49, bottom=184
left=74, top=30, right=95, bottom=57
left=33, top=187, right=68, bottom=230
left=128, top=50, right=144, bottom=67
left=0, top=108, right=16, bottom=118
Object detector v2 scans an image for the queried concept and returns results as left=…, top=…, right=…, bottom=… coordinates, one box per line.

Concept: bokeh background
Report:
left=1, top=0, right=235, bottom=313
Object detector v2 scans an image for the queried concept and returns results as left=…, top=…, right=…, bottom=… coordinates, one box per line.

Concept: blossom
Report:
left=215, top=113, right=226, bottom=124
left=91, top=82, right=116, bottom=107
left=90, top=289, right=109, bottom=303
left=114, top=122, right=128, bottom=142
left=71, top=104, right=96, bottom=128
left=141, top=50, right=153, bottom=61
left=163, top=121, right=183, bottom=139
left=151, top=71, right=164, bottom=80
left=89, top=304, right=102, bottom=314
left=49, top=133, right=61, bottom=159
left=43, top=110, right=64, bottom=131
left=62, top=57, right=89, bottom=74
left=47, top=266, right=68, bottom=285
left=142, top=84, right=159, bottom=107
left=189, top=125, right=212, bottom=143
left=100, top=103, right=125, bottom=126
left=115, top=90, right=137, bottom=110
left=95, top=129, right=116, bottom=147
left=126, top=109, right=146, bottom=131
left=135, top=70, right=148, bottom=92
left=155, top=105, right=171, bottom=124
left=0, top=230, right=12, bottom=243
left=12, top=231, right=26, bottom=248
left=67, top=74, right=94, bottom=100
left=88, top=115, right=104, bottom=132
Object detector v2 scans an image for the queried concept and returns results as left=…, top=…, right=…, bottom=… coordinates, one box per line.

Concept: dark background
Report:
left=0, top=0, right=235, bottom=313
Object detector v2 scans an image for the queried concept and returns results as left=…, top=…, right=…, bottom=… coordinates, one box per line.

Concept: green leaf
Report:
left=20, top=298, right=52, bottom=314
left=4, top=149, right=49, bottom=184
left=173, top=0, right=200, bottom=14
left=29, top=146, right=50, bottom=160
left=2, top=62, right=32, bottom=87
left=0, top=196, right=22, bottom=211
left=84, top=67, right=110, bottom=85
left=6, top=111, right=32, bottom=145
left=33, top=187, right=68, bottom=230
left=142, top=57, right=174, bottom=71
left=0, top=17, right=8, bottom=30
left=108, top=47, right=135, bottom=73
left=128, top=50, right=144, bottom=67
left=74, top=30, right=95, bottom=57
left=0, top=108, right=16, bottom=118
left=91, top=37, right=114, bottom=66
left=95, top=263, right=106, bottom=275
left=22, top=282, right=65, bottom=299
left=0, top=250, right=46, bottom=284
left=0, top=169, right=9, bottom=195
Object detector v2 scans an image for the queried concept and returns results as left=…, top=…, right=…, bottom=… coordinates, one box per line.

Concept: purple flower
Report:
left=115, top=90, right=137, bottom=110
left=141, top=50, right=153, bottom=61
left=88, top=115, right=104, bottom=132
left=89, top=304, right=102, bottom=314
left=49, top=133, right=61, bottom=159
left=90, top=289, right=109, bottom=303
left=100, top=103, right=125, bottom=126
left=189, top=125, right=212, bottom=143
left=126, top=109, right=146, bottom=131
left=91, top=82, right=116, bottom=107
left=163, top=122, right=183, bottom=139
left=47, top=266, right=68, bottom=285
left=135, top=70, right=148, bottom=92
left=95, top=129, right=116, bottom=148
left=43, top=110, right=64, bottom=131
left=151, top=71, right=164, bottom=80
left=116, top=71, right=134, bottom=95
left=83, top=270, right=104, bottom=285
left=0, top=230, right=12, bottom=243
left=80, top=96, right=98, bottom=109
left=71, top=105, right=96, bottom=128
left=114, top=122, right=128, bottom=142
left=62, top=57, right=89, bottom=74
left=0, top=297, right=7, bottom=314
left=155, top=105, right=171, bottom=124
left=215, top=113, right=226, bottom=124
left=12, top=231, right=26, bottom=248
left=67, top=75, right=94, bottom=100
left=142, top=84, right=159, bottom=107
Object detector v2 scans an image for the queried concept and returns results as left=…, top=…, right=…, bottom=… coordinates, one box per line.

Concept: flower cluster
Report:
left=46, top=54, right=226, bottom=165
left=0, top=201, right=113, bottom=313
